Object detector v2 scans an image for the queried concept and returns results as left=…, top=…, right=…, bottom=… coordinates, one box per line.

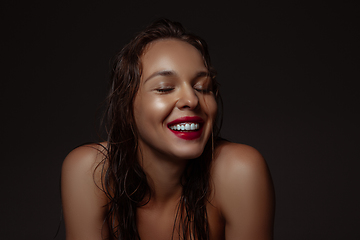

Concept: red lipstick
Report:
left=167, top=116, right=204, bottom=140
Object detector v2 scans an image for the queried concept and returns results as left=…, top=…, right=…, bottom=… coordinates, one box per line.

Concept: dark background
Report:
left=1, top=1, right=359, bottom=239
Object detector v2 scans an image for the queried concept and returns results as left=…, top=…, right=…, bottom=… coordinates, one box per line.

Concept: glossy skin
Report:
left=61, top=39, right=275, bottom=240
left=134, top=39, right=217, bottom=162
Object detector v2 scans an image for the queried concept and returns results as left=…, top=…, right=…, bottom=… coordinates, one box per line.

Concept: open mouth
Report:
left=168, top=122, right=201, bottom=131
left=167, top=116, right=204, bottom=140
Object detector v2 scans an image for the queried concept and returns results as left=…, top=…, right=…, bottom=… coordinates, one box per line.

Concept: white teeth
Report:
left=169, top=123, right=200, bottom=131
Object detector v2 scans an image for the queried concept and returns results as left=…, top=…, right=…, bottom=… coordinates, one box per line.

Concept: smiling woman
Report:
left=61, top=19, right=275, bottom=240
left=134, top=39, right=217, bottom=160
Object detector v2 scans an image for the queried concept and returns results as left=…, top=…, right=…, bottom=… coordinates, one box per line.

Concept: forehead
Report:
left=140, top=39, right=206, bottom=79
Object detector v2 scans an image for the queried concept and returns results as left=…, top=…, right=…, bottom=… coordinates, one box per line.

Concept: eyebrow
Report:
left=195, top=71, right=210, bottom=78
left=144, top=70, right=177, bottom=83
left=144, top=70, right=209, bottom=84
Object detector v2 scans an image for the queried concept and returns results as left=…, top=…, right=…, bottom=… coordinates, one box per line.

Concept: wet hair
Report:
left=101, top=18, right=221, bottom=240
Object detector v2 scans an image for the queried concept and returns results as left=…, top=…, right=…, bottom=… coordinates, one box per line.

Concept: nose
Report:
left=176, top=86, right=199, bottom=110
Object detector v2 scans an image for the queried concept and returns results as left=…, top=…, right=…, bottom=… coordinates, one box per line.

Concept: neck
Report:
left=138, top=149, right=188, bottom=203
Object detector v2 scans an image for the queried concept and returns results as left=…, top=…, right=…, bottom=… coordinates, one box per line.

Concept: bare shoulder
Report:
left=62, top=142, right=108, bottom=176
left=213, top=141, right=265, bottom=168
left=211, top=141, right=275, bottom=239
left=212, top=141, right=270, bottom=180
left=211, top=140, right=274, bottom=199
left=61, top=142, right=109, bottom=239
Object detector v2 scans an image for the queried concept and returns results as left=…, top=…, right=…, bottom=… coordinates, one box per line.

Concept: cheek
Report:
left=152, top=98, right=172, bottom=115
left=134, top=94, right=174, bottom=126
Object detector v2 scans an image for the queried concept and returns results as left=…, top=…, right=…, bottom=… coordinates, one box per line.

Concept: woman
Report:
left=61, top=19, right=274, bottom=240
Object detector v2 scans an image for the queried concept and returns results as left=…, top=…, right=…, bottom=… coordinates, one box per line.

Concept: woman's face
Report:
left=134, top=39, right=217, bottom=161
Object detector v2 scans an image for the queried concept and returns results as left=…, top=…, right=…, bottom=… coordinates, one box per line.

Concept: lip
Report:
left=167, top=116, right=204, bottom=126
left=167, top=116, right=204, bottom=140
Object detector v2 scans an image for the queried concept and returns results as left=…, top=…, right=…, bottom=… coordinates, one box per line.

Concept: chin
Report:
left=170, top=143, right=207, bottom=160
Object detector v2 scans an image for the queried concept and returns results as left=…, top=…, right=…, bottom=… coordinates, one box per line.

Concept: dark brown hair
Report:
left=101, top=18, right=221, bottom=240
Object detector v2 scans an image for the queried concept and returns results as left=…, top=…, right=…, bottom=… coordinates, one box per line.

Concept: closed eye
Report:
left=156, top=88, right=174, bottom=93
left=194, top=87, right=212, bottom=94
